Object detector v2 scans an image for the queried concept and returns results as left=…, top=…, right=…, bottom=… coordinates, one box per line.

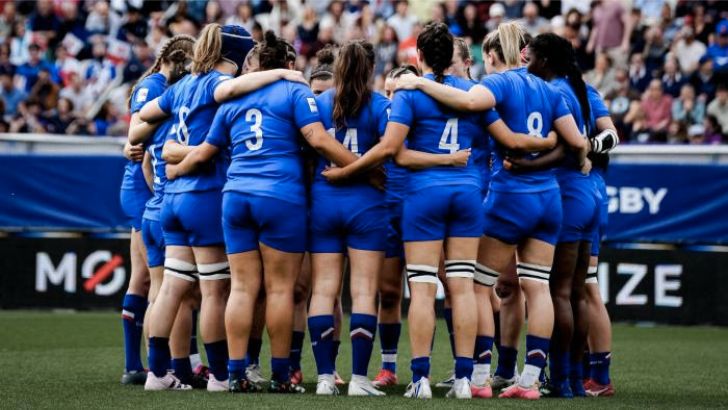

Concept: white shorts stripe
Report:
left=407, top=264, right=438, bottom=284
left=474, top=263, right=499, bottom=286
left=517, top=263, right=551, bottom=283
left=198, top=261, right=230, bottom=281
left=445, top=259, right=475, bottom=279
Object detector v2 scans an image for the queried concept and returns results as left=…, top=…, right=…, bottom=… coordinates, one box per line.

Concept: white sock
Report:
left=189, top=353, right=202, bottom=370
left=472, top=364, right=491, bottom=386
left=519, top=364, right=540, bottom=388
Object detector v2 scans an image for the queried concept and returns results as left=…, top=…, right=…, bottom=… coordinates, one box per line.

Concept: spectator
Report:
left=117, top=6, right=147, bottom=44
left=29, top=0, right=60, bottom=46
left=83, top=41, right=117, bottom=100
left=29, top=68, right=59, bottom=112
left=640, top=79, right=673, bottom=140
left=226, top=3, right=255, bottom=33
left=700, top=115, right=725, bottom=144
left=9, top=98, right=45, bottom=133
left=519, top=2, right=550, bottom=36
left=707, top=84, right=728, bottom=134
left=672, top=84, right=705, bottom=127
left=690, top=56, right=717, bottom=101
left=59, top=71, right=94, bottom=116
left=146, top=25, right=169, bottom=54
left=629, top=52, right=652, bottom=93
left=58, top=2, right=89, bottom=44
left=459, top=3, right=485, bottom=44
left=692, top=4, right=714, bottom=45
left=672, top=26, right=707, bottom=75
left=54, top=45, right=81, bottom=86
left=706, top=19, right=728, bottom=72
left=375, top=25, right=398, bottom=76
left=85, top=1, right=121, bottom=38
left=204, top=0, right=225, bottom=25
left=0, top=43, right=14, bottom=78
left=319, top=0, right=352, bottom=44
left=387, top=0, right=418, bottom=43
left=42, top=97, right=75, bottom=135
left=297, top=6, right=320, bottom=57
left=642, top=26, right=668, bottom=73
left=486, top=3, right=505, bottom=33
left=0, top=66, right=26, bottom=120
left=659, top=3, right=681, bottom=44
left=9, top=19, right=30, bottom=66
left=587, top=0, right=633, bottom=66
left=16, top=44, right=54, bottom=92
left=585, top=53, right=618, bottom=97
left=0, top=2, right=16, bottom=43
left=609, top=67, right=644, bottom=140
left=661, top=56, right=686, bottom=97
left=397, top=21, right=422, bottom=67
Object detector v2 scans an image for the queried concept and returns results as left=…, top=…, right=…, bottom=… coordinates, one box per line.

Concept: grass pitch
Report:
left=0, top=311, right=727, bottom=409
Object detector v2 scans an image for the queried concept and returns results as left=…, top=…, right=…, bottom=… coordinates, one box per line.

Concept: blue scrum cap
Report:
left=220, top=25, right=255, bottom=73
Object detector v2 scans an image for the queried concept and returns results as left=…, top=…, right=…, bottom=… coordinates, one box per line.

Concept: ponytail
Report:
left=128, top=35, right=195, bottom=109
left=259, top=30, right=292, bottom=70
left=192, top=23, right=222, bottom=74
left=416, top=22, right=453, bottom=83
left=333, top=40, right=374, bottom=129
left=530, top=33, right=591, bottom=134
left=483, top=21, right=524, bottom=68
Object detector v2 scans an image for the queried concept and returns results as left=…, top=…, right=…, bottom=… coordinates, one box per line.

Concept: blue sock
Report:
left=443, top=308, right=456, bottom=360
left=495, top=345, right=518, bottom=379
left=454, top=356, right=473, bottom=380
left=549, top=351, right=570, bottom=384
left=350, top=313, right=377, bottom=377
left=411, top=356, right=430, bottom=383
left=379, top=323, right=401, bottom=372
left=190, top=310, right=199, bottom=356
left=332, top=340, right=341, bottom=371
left=570, top=358, right=584, bottom=383
left=308, top=315, right=335, bottom=375
left=289, top=331, right=305, bottom=371
left=121, top=293, right=147, bottom=372
left=271, top=357, right=290, bottom=383
left=172, top=357, right=193, bottom=384
left=205, top=340, right=229, bottom=381
left=246, top=337, right=262, bottom=366
left=589, top=352, right=611, bottom=385
left=474, top=335, right=494, bottom=364
left=228, top=358, right=246, bottom=381
left=525, top=335, right=550, bottom=370
left=148, top=337, right=170, bottom=377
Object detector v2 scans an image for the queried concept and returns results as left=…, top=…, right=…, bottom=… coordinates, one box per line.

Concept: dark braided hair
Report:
left=387, top=64, right=419, bottom=80
left=333, top=40, right=375, bottom=129
left=530, top=33, right=591, bottom=135
left=310, top=45, right=337, bottom=82
left=416, top=22, right=453, bottom=83
left=127, top=35, right=195, bottom=109
left=259, top=30, right=294, bottom=70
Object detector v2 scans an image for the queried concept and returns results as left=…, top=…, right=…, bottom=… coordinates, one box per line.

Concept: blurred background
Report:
left=0, top=0, right=727, bottom=327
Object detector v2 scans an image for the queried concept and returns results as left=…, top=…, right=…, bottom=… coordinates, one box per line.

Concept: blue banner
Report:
left=604, top=163, right=728, bottom=244
left=1, top=155, right=727, bottom=244
left=0, top=155, right=129, bottom=231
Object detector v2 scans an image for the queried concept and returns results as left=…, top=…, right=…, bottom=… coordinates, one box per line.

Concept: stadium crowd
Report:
left=1, top=0, right=728, bottom=144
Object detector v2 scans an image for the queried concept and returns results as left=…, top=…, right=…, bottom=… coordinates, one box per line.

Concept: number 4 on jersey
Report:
left=439, top=118, right=459, bottom=153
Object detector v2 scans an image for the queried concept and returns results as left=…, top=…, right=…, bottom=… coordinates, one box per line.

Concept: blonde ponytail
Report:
left=484, top=21, right=525, bottom=68
left=191, top=23, right=223, bottom=74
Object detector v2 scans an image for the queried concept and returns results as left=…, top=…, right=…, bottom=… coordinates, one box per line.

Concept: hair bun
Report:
left=316, top=46, right=336, bottom=66
left=264, top=30, right=278, bottom=46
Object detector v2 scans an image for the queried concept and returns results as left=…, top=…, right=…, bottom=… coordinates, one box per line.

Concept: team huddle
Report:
left=118, top=19, right=619, bottom=400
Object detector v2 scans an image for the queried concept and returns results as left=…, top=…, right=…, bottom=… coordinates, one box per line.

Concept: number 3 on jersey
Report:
left=245, top=108, right=263, bottom=150
left=439, top=118, right=459, bottom=153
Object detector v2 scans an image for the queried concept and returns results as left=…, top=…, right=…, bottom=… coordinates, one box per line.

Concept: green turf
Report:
left=0, top=311, right=727, bottom=409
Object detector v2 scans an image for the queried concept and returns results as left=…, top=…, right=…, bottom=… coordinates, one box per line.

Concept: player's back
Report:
left=161, top=70, right=232, bottom=194
left=551, top=77, right=589, bottom=178
left=390, top=74, right=481, bottom=192
left=312, top=89, right=390, bottom=190
left=483, top=67, right=566, bottom=193
left=210, top=79, right=320, bottom=204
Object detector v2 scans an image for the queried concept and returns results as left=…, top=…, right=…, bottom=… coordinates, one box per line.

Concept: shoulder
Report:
left=371, top=91, right=390, bottom=107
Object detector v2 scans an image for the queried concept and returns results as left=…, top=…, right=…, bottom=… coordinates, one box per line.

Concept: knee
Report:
left=495, top=280, right=518, bottom=301
left=379, top=287, right=401, bottom=311
left=294, top=282, right=309, bottom=305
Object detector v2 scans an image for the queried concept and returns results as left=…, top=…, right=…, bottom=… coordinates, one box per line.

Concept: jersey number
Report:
left=327, top=128, right=359, bottom=167
left=439, top=118, right=459, bottom=153
left=175, top=106, right=190, bottom=145
left=245, top=108, right=263, bottom=151
left=526, top=112, right=543, bottom=137
left=148, top=144, right=160, bottom=184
